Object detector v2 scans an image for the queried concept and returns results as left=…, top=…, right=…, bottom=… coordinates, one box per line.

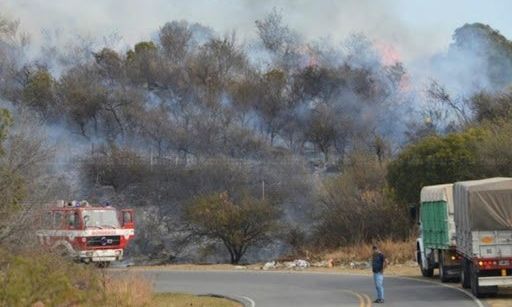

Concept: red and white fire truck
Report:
left=36, top=200, right=135, bottom=266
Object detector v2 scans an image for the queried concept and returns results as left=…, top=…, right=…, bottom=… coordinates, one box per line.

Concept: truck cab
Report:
left=417, top=184, right=460, bottom=282
left=37, top=201, right=135, bottom=266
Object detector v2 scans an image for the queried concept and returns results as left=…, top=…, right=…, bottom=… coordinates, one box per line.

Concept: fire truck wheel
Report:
left=96, top=261, right=111, bottom=268
left=55, top=245, right=71, bottom=258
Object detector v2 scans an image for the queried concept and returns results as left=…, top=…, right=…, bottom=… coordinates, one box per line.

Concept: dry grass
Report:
left=152, top=293, right=242, bottom=307
left=103, top=273, right=153, bottom=307
left=322, top=238, right=416, bottom=265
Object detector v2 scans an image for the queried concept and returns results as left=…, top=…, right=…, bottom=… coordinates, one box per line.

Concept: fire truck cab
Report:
left=37, top=201, right=135, bottom=266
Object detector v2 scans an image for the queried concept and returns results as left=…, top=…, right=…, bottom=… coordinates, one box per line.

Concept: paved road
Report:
left=142, top=270, right=483, bottom=307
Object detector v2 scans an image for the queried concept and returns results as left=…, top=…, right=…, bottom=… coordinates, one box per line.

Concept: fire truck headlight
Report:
left=81, top=237, right=87, bottom=243
left=115, top=250, right=121, bottom=256
left=86, top=251, right=93, bottom=257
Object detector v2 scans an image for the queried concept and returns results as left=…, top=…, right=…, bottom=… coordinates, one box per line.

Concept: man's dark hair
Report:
left=372, top=245, right=378, bottom=250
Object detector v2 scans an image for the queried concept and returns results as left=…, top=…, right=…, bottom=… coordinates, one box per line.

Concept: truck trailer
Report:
left=417, top=183, right=460, bottom=282
left=454, top=178, right=512, bottom=297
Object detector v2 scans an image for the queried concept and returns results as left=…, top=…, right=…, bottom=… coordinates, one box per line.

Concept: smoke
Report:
left=6, top=0, right=510, bottom=65
left=3, top=1, right=512, bottom=261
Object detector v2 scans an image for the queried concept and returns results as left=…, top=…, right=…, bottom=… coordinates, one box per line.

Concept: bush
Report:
left=313, top=151, right=410, bottom=249
left=0, top=248, right=153, bottom=307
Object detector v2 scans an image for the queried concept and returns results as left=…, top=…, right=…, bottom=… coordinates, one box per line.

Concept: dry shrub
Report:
left=314, top=152, right=412, bottom=249
left=322, top=237, right=416, bottom=265
left=103, top=273, right=153, bottom=307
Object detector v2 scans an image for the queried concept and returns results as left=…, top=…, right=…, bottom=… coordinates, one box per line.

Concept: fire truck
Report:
left=36, top=200, right=135, bottom=266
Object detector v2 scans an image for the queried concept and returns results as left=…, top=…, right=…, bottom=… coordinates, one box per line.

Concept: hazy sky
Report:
left=3, top=0, right=512, bottom=63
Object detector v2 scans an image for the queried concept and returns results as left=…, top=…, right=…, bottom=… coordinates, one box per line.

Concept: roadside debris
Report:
left=294, top=259, right=310, bottom=268
left=262, top=259, right=311, bottom=270
left=349, top=261, right=370, bottom=269
left=311, top=259, right=334, bottom=268
left=262, top=261, right=277, bottom=270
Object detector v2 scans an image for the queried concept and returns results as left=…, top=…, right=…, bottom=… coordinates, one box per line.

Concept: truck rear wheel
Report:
left=439, top=253, right=449, bottom=282
left=461, top=258, right=470, bottom=289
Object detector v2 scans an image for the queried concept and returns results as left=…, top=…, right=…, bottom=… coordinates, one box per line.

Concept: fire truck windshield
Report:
left=83, top=209, right=120, bottom=229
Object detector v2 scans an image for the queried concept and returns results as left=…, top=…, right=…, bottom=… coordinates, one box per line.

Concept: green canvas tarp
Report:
left=420, top=184, right=455, bottom=249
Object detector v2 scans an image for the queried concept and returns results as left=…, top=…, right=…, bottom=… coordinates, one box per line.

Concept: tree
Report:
left=305, top=103, right=336, bottom=162
left=471, top=89, right=512, bottom=122
left=452, top=23, right=512, bottom=90
left=126, top=41, right=163, bottom=88
left=387, top=128, right=485, bottom=205
left=159, top=21, right=193, bottom=65
left=22, top=67, right=56, bottom=118
left=314, top=149, right=410, bottom=248
left=185, top=192, right=279, bottom=264
left=255, top=69, right=288, bottom=145
left=0, top=109, right=61, bottom=245
left=255, top=9, right=301, bottom=71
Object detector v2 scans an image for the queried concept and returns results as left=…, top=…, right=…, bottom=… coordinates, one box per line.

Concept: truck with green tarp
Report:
left=455, top=177, right=512, bottom=297
left=416, top=183, right=460, bottom=282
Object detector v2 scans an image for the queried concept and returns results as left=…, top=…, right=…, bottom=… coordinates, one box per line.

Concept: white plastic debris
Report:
left=294, top=259, right=310, bottom=268
left=262, top=261, right=277, bottom=270
left=350, top=261, right=370, bottom=269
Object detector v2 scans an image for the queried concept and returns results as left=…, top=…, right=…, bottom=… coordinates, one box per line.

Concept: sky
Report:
left=3, top=0, right=512, bottom=64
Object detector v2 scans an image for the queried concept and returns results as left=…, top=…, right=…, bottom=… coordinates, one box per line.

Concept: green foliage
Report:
left=0, top=248, right=154, bottom=306
left=0, top=249, right=103, bottom=307
left=22, top=69, right=55, bottom=116
left=0, top=108, right=12, bottom=146
left=185, top=192, right=280, bottom=264
left=387, top=128, right=486, bottom=204
left=126, top=41, right=157, bottom=61
left=0, top=109, right=24, bottom=230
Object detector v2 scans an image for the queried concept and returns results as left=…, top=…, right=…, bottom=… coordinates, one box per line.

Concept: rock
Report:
left=234, top=265, right=247, bottom=270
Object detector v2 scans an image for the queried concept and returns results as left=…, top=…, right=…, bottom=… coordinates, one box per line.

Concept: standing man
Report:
left=372, top=245, right=388, bottom=304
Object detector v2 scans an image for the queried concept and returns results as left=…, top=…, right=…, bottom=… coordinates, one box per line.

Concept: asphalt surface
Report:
left=143, top=270, right=483, bottom=307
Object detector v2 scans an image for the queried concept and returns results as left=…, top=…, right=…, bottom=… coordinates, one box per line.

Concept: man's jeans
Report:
left=373, top=272, right=384, bottom=300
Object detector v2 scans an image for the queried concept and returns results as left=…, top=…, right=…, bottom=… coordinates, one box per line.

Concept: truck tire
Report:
left=469, top=262, right=483, bottom=297
left=439, top=252, right=450, bottom=282
left=461, top=258, right=471, bottom=289
left=419, top=253, right=434, bottom=277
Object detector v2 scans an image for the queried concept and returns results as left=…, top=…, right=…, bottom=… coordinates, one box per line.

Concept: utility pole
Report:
left=262, top=180, right=265, bottom=201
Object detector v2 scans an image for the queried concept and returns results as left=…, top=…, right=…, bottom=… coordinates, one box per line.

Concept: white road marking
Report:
left=238, top=295, right=256, bottom=307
